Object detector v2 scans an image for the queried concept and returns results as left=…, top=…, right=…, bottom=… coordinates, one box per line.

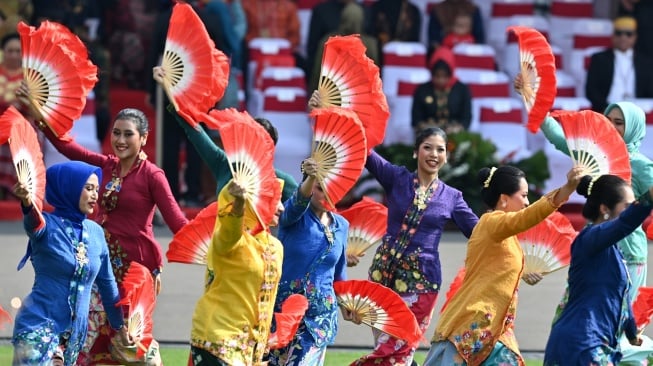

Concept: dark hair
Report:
left=576, top=174, right=629, bottom=222
left=477, top=166, right=526, bottom=208
left=430, top=59, right=452, bottom=77
left=1, top=33, right=19, bottom=49
left=254, top=117, right=278, bottom=146
left=114, top=108, right=149, bottom=136
left=414, top=127, right=447, bottom=151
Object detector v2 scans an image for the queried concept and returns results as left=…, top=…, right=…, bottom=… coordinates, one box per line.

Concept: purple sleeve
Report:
left=365, top=151, right=399, bottom=191
left=450, top=191, right=478, bottom=238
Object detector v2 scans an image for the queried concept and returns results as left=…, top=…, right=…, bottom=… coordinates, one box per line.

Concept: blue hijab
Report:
left=604, top=101, right=646, bottom=153
left=45, top=161, right=102, bottom=223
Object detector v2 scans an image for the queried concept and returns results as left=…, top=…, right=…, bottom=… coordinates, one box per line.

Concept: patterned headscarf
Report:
left=604, top=101, right=646, bottom=153
left=45, top=161, right=102, bottom=222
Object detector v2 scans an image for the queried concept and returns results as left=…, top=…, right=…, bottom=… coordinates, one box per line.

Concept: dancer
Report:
left=351, top=127, right=479, bottom=366
left=17, top=84, right=187, bottom=364
left=424, top=165, right=583, bottom=365
left=190, top=179, right=285, bottom=365
left=268, top=158, right=349, bottom=365
left=11, top=161, right=130, bottom=365
left=544, top=174, right=653, bottom=364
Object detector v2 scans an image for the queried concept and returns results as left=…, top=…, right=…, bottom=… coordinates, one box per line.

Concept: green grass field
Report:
left=0, top=344, right=543, bottom=365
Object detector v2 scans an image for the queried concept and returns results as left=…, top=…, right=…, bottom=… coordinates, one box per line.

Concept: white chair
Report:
left=564, top=19, right=613, bottom=72
left=473, top=97, right=530, bottom=161
left=382, top=42, right=428, bottom=96
left=456, top=68, right=511, bottom=98
left=44, top=92, right=101, bottom=167
left=549, top=0, right=594, bottom=58
left=247, top=38, right=293, bottom=100
left=500, top=15, right=550, bottom=75
left=259, top=87, right=311, bottom=183
left=556, top=70, right=577, bottom=98
left=486, top=0, right=536, bottom=52
left=384, top=68, right=431, bottom=146
left=568, top=46, right=606, bottom=98
left=249, top=66, right=306, bottom=116
left=452, top=43, right=497, bottom=70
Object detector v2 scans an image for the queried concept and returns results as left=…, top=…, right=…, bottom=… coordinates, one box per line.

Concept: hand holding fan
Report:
left=210, top=108, right=280, bottom=228
left=633, top=287, right=653, bottom=331
left=167, top=202, right=217, bottom=265
left=334, top=280, right=422, bottom=345
left=507, top=26, right=557, bottom=133
left=114, top=262, right=156, bottom=359
left=0, top=106, right=46, bottom=211
left=517, top=212, right=577, bottom=276
left=552, top=109, right=631, bottom=183
left=268, top=294, right=309, bottom=350
left=318, top=35, right=388, bottom=150
left=338, top=197, right=387, bottom=258
left=161, top=2, right=230, bottom=123
left=18, top=21, right=97, bottom=137
left=309, top=107, right=367, bottom=210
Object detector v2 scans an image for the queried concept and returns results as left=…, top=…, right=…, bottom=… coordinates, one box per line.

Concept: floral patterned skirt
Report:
left=12, top=321, right=73, bottom=365
left=424, top=340, right=520, bottom=365
left=268, top=322, right=328, bottom=365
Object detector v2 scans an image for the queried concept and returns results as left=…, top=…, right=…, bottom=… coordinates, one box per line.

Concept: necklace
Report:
left=63, top=219, right=89, bottom=265
left=413, top=179, right=438, bottom=210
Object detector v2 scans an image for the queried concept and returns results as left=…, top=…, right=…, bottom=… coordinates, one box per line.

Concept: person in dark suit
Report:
left=585, top=16, right=653, bottom=112
left=411, top=47, right=472, bottom=136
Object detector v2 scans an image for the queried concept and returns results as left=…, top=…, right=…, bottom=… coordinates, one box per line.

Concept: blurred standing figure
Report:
left=428, top=0, right=485, bottom=53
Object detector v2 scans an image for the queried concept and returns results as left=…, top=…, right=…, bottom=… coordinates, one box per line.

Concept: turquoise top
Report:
left=540, top=101, right=653, bottom=263
left=170, top=107, right=298, bottom=202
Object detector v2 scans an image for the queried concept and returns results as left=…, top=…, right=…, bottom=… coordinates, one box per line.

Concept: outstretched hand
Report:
left=513, top=74, right=524, bottom=95
left=522, top=272, right=543, bottom=286
left=308, top=90, right=321, bottom=111
left=152, top=66, right=165, bottom=85
left=341, top=306, right=362, bottom=325
left=301, top=158, right=318, bottom=177
left=346, top=252, right=365, bottom=267
left=13, top=182, right=32, bottom=207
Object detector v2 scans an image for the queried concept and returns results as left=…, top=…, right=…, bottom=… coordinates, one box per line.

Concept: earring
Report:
left=501, top=201, right=507, bottom=208
left=412, top=153, right=417, bottom=159
left=603, top=213, right=610, bottom=220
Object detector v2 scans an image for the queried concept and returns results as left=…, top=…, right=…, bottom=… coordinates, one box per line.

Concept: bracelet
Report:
left=152, top=267, right=162, bottom=276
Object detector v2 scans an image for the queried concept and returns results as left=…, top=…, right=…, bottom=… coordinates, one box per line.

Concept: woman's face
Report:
left=269, top=200, right=285, bottom=227
left=606, top=185, right=634, bottom=220
left=111, top=118, right=146, bottom=161
left=606, top=107, right=626, bottom=137
left=416, top=134, right=447, bottom=176
left=2, top=38, right=21, bottom=70
left=431, top=68, right=451, bottom=90
left=500, top=177, right=529, bottom=212
left=78, top=174, right=99, bottom=215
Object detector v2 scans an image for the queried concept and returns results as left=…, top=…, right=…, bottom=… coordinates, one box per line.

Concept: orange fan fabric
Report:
left=310, top=107, right=367, bottom=210
left=517, top=212, right=577, bottom=275
left=163, top=2, right=230, bottom=124
left=633, top=287, right=653, bottom=330
left=333, top=279, right=422, bottom=345
left=338, top=197, right=388, bottom=258
left=167, top=202, right=217, bottom=265
left=18, top=21, right=97, bottom=137
left=552, top=109, right=631, bottom=184
left=115, top=262, right=157, bottom=359
left=318, top=35, right=389, bottom=150
left=0, top=305, right=11, bottom=330
left=440, top=266, right=466, bottom=314
left=507, top=26, right=557, bottom=133
left=0, top=106, right=46, bottom=212
left=268, top=294, right=309, bottom=350
left=210, top=108, right=281, bottom=227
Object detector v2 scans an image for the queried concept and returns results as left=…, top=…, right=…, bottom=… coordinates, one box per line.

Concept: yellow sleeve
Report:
left=212, top=192, right=244, bottom=256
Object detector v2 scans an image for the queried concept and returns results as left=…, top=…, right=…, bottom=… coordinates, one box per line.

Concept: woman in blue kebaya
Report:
left=11, top=161, right=129, bottom=365
left=268, top=157, right=349, bottom=365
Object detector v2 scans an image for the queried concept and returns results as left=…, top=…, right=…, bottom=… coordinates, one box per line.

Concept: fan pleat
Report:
left=318, top=35, right=388, bottom=150
left=517, top=212, right=576, bottom=275
left=339, top=197, right=388, bottom=257
left=163, top=3, right=230, bottom=123
left=0, top=306, right=11, bottom=330
left=334, top=280, right=421, bottom=344
left=167, top=202, right=217, bottom=265
left=633, top=287, right=653, bottom=330
left=117, top=262, right=156, bottom=357
left=507, top=26, right=556, bottom=133
left=552, top=110, right=631, bottom=183
left=18, top=21, right=97, bottom=137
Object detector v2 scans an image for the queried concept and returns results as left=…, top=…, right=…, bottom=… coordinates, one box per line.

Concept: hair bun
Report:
left=477, top=167, right=492, bottom=187
left=576, top=175, right=593, bottom=197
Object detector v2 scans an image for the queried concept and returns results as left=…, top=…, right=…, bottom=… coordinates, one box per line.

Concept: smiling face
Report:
left=78, top=174, right=99, bottom=215
left=500, top=177, right=529, bottom=212
left=606, top=107, right=626, bottom=137
left=415, top=134, right=447, bottom=176
left=111, top=118, right=147, bottom=161
left=269, top=200, right=285, bottom=227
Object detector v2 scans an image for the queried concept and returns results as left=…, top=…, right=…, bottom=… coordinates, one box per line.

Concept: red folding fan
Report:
left=333, top=280, right=422, bottom=344
left=116, top=262, right=156, bottom=358
left=318, top=35, right=389, bottom=151
left=338, top=197, right=388, bottom=258
left=517, top=212, right=577, bottom=275
left=440, top=266, right=466, bottom=314
left=162, top=2, right=230, bottom=123
left=0, top=305, right=11, bottom=330
left=310, top=107, right=367, bottom=210
left=18, top=21, right=97, bottom=137
left=633, top=287, right=653, bottom=330
left=211, top=108, right=280, bottom=227
left=0, top=106, right=46, bottom=212
left=167, top=202, right=217, bottom=265
left=268, top=294, right=309, bottom=350
left=507, top=26, right=557, bottom=133
left=552, top=109, right=631, bottom=183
